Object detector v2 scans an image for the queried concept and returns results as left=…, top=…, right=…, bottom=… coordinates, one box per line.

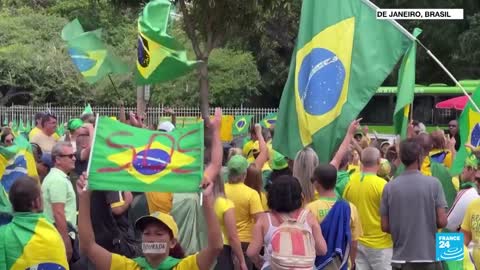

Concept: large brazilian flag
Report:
left=273, top=0, right=410, bottom=161
left=0, top=213, right=69, bottom=269
left=89, top=117, right=204, bottom=192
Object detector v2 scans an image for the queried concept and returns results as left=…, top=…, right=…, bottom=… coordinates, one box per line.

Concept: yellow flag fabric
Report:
left=0, top=213, right=69, bottom=269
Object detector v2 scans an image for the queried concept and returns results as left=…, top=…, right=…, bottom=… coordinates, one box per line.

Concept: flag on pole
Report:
left=233, top=115, right=253, bottom=136
left=394, top=28, right=422, bottom=139
left=451, top=86, right=480, bottom=175
left=0, top=213, right=69, bottom=270
left=62, top=19, right=129, bottom=84
left=260, top=113, right=277, bottom=129
left=272, top=0, right=410, bottom=162
left=82, top=104, right=93, bottom=116
left=135, top=0, right=198, bottom=85
left=0, top=136, right=39, bottom=192
left=88, top=117, right=204, bottom=192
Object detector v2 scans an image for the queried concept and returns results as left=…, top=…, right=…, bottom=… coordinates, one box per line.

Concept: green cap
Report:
left=270, top=150, right=288, bottom=170
left=227, top=155, right=249, bottom=176
left=465, top=151, right=479, bottom=168
left=67, top=118, right=83, bottom=132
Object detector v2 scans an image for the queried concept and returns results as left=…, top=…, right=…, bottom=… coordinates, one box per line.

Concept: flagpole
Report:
left=107, top=74, right=122, bottom=98
left=84, top=114, right=100, bottom=190
left=361, top=0, right=480, bottom=113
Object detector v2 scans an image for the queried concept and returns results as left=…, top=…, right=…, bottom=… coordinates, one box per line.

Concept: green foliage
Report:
left=151, top=48, right=261, bottom=107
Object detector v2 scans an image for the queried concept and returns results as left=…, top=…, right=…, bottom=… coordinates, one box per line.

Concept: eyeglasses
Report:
left=59, top=154, right=75, bottom=159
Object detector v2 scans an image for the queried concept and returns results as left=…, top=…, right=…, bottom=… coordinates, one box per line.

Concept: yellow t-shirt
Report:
left=110, top=253, right=198, bottom=270
left=461, top=198, right=480, bottom=267
left=347, top=164, right=360, bottom=174
left=214, top=197, right=235, bottom=245
left=225, top=182, right=264, bottom=242
left=306, top=197, right=363, bottom=241
left=343, top=172, right=392, bottom=249
left=29, top=127, right=60, bottom=141
left=260, top=191, right=268, bottom=211
left=30, top=131, right=58, bottom=153
left=145, top=192, right=173, bottom=214
left=243, top=140, right=272, bottom=172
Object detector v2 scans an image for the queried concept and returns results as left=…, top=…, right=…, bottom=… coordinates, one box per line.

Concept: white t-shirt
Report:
left=446, top=187, right=479, bottom=231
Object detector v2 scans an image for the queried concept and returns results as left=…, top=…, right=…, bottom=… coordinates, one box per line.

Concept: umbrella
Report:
left=435, top=95, right=469, bottom=110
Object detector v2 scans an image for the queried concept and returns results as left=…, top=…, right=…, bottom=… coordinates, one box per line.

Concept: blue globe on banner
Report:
left=470, top=123, right=480, bottom=147
left=26, top=263, right=67, bottom=270
left=236, top=120, right=246, bottom=129
left=297, top=48, right=346, bottom=115
left=68, top=48, right=95, bottom=72
left=133, top=149, right=171, bottom=175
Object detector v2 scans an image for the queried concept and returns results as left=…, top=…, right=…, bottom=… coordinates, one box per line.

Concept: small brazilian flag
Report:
left=62, top=19, right=129, bottom=84
left=89, top=117, right=204, bottom=192
left=0, top=212, right=69, bottom=269
left=233, top=115, right=253, bottom=136
left=0, top=136, right=39, bottom=192
left=273, top=0, right=410, bottom=162
left=56, top=123, right=65, bottom=137
left=260, top=113, right=277, bottom=129
left=394, top=28, right=422, bottom=139
left=136, top=0, right=198, bottom=85
left=18, top=119, right=25, bottom=133
left=451, top=86, right=480, bottom=175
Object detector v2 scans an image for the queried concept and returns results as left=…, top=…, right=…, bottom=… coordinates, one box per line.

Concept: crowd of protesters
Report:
left=0, top=105, right=478, bottom=270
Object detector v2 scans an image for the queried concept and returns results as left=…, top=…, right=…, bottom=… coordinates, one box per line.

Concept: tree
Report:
left=177, top=0, right=260, bottom=120
left=151, top=48, right=261, bottom=107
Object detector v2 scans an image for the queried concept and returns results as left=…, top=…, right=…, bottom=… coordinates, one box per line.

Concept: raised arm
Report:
left=330, top=119, right=361, bottom=169
left=197, top=108, right=224, bottom=270
left=254, top=124, right=268, bottom=169
left=77, top=175, right=112, bottom=270
left=203, top=108, right=223, bottom=184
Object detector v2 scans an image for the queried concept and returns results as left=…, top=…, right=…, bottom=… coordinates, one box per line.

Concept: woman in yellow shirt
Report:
left=213, top=174, right=248, bottom=270
left=77, top=108, right=225, bottom=270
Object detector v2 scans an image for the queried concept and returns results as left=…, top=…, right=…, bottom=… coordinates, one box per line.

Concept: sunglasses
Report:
left=59, top=154, right=75, bottom=159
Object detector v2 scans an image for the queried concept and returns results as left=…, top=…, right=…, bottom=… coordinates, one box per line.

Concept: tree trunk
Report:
left=198, top=61, right=210, bottom=124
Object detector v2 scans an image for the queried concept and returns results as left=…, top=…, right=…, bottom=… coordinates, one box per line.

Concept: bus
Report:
left=358, top=80, right=480, bottom=134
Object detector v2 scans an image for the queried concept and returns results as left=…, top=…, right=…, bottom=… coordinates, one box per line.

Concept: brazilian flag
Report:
left=89, top=117, right=204, bottom=192
left=0, top=213, right=69, bottom=269
left=394, top=28, right=422, bottom=139
left=0, top=136, right=39, bottom=192
left=62, top=19, right=129, bottom=84
left=451, top=86, right=480, bottom=175
left=233, top=115, right=253, bottom=136
left=273, top=0, right=410, bottom=162
left=260, top=113, right=277, bottom=129
left=136, top=0, right=198, bottom=85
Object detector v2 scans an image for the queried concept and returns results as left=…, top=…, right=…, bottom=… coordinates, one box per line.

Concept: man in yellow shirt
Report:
left=461, top=197, right=480, bottom=268
left=343, top=147, right=393, bottom=270
left=307, top=164, right=363, bottom=268
left=30, top=113, right=59, bottom=153
left=29, top=112, right=60, bottom=141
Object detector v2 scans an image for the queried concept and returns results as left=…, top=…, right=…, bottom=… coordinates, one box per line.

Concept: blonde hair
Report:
left=293, top=147, right=319, bottom=204
left=213, top=175, right=226, bottom=199
left=227, top=147, right=242, bottom=162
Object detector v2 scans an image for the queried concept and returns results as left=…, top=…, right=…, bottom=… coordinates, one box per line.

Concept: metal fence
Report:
left=0, top=106, right=278, bottom=126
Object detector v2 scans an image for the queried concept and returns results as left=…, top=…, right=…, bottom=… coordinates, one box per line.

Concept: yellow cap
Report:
left=135, top=211, right=178, bottom=238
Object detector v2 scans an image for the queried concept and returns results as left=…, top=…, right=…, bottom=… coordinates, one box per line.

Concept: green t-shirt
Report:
left=41, top=168, right=77, bottom=227
left=336, top=170, right=351, bottom=198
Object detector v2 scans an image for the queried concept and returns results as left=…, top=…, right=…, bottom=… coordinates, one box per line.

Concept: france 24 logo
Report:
left=436, top=233, right=464, bottom=261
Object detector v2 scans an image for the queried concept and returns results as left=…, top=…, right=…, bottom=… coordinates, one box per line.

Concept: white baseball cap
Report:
left=158, top=121, right=175, bottom=132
